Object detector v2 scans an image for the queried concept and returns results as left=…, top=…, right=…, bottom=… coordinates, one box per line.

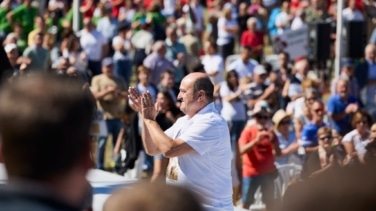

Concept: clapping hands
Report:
left=128, top=87, right=160, bottom=120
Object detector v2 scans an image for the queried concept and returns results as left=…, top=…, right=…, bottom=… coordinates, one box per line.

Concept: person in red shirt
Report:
left=239, top=102, right=281, bottom=210
left=111, top=0, right=124, bottom=18
left=240, top=17, right=264, bottom=63
left=80, top=0, right=96, bottom=19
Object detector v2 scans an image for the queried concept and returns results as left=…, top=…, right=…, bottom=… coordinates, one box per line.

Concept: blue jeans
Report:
left=96, top=119, right=123, bottom=170
left=242, top=172, right=276, bottom=209
left=114, top=59, right=132, bottom=87
left=229, top=120, right=246, bottom=151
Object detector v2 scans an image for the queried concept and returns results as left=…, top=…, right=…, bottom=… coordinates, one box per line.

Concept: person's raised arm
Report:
left=141, top=92, right=195, bottom=157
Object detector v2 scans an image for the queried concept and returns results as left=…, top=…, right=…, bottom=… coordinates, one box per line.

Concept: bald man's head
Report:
left=365, top=44, right=376, bottom=61
left=185, top=73, right=214, bottom=102
left=104, top=182, right=204, bottom=211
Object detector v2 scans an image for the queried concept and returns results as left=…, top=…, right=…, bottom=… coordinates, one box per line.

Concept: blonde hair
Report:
left=317, top=126, right=332, bottom=137
left=137, top=65, right=150, bottom=75
left=222, top=7, right=232, bottom=19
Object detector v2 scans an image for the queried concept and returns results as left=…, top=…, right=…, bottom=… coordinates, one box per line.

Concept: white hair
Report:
left=152, top=41, right=166, bottom=52
left=247, top=17, right=257, bottom=26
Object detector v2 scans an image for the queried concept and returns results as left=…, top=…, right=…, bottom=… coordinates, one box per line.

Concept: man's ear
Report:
left=197, top=90, right=205, bottom=101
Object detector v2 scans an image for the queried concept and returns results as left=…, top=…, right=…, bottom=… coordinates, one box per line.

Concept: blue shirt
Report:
left=327, top=94, right=360, bottom=135
left=301, top=122, right=326, bottom=147
left=267, top=8, right=281, bottom=37
left=275, top=130, right=296, bottom=165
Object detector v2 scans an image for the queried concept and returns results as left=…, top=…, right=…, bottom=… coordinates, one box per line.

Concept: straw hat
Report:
left=272, top=109, right=291, bottom=128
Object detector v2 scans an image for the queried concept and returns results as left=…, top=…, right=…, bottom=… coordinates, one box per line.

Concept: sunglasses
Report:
left=319, top=135, right=332, bottom=141
left=305, top=97, right=316, bottom=102
left=314, top=108, right=324, bottom=113
left=280, top=120, right=290, bottom=125
left=256, top=115, right=269, bottom=120
left=357, top=120, right=368, bottom=125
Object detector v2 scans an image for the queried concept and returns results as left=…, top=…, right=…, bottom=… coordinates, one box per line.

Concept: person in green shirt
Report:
left=131, top=7, right=147, bottom=32
left=60, top=8, right=83, bottom=30
left=7, top=0, right=39, bottom=39
left=0, top=3, right=13, bottom=37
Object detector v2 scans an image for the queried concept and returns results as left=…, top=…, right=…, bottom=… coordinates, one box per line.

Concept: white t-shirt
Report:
left=342, top=129, right=370, bottom=157
left=275, top=12, right=290, bottom=35
left=219, top=81, right=246, bottom=121
left=342, top=8, right=364, bottom=22
left=291, top=17, right=307, bottom=30
left=201, top=54, right=224, bottom=85
left=227, top=59, right=258, bottom=80
left=216, top=17, right=238, bottom=46
left=293, top=97, right=305, bottom=117
left=165, top=103, right=233, bottom=211
left=162, top=0, right=176, bottom=16
left=79, top=29, right=107, bottom=61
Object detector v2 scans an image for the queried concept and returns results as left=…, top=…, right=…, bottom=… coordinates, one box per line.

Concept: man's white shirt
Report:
left=164, top=103, right=233, bottom=211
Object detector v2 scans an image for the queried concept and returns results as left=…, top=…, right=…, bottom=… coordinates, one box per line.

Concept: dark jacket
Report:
left=355, top=61, right=369, bottom=91
left=121, top=112, right=143, bottom=173
left=0, top=182, right=81, bottom=211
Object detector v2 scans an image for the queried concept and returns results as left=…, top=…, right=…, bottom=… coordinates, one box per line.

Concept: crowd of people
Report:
left=1, top=0, right=376, bottom=210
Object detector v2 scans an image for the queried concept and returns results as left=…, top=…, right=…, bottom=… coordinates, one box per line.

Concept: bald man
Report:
left=355, top=44, right=376, bottom=119
left=129, top=73, right=233, bottom=211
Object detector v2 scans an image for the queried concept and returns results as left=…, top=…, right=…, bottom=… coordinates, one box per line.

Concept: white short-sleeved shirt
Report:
left=342, top=8, right=364, bottom=22
left=288, top=83, right=303, bottom=100
left=342, top=129, right=370, bottom=157
left=227, top=59, right=258, bottom=80
left=165, top=103, right=233, bottom=211
left=201, top=54, right=224, bottom=85
left=79, top=29, right=107, bottom=61
left=219, top=81, right=246, bottom=121
left=217, top=17, right=238, bottom=46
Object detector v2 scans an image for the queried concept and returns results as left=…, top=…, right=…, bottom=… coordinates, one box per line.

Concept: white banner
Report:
left=273, top=26, right=309, bottom=60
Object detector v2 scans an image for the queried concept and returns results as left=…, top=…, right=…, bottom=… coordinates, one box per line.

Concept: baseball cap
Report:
left=341, top=58, right=354, bottom=67
left=251, top=100, right=271, bottom=116
left=4, top=43, right=17, bottom=53
left=102, top=57, right=113, bottom=67
left=253, top=65, right=268, bottom=75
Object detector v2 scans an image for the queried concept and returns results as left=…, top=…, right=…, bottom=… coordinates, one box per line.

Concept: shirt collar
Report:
left=165, top=38, right=174, bottom=46
left=189, top=102, right=217, bottom=120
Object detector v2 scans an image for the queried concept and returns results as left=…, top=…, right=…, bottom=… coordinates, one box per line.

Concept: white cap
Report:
left=253, top=65, right=267, bottom=75
left=102, top=57, right=113, bottom=66
left=4, top=43, right=17, bottom=53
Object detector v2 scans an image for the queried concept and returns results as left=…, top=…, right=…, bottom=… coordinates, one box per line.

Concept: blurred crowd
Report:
left=2, top=0, right=376, bottom=209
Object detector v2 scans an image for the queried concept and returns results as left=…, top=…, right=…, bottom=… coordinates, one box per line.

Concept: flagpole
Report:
left=73, top=0, right=80, bottom=33
left=335, top=0, right=344, bottom=78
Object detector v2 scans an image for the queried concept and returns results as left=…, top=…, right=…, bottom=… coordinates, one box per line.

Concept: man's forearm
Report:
left=143, top=119, right=174, bottom=155
left=142, top=120, right=161, bottom=155
left=330, top=112, right=348, bottom=121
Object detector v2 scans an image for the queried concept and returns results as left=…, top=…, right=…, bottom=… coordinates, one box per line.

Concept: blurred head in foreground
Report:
left=283, top=161, right=376, bottom=211
left=104, top=182, right=204, bottom=211
left=0, top=74, right=94, bottom=207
